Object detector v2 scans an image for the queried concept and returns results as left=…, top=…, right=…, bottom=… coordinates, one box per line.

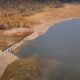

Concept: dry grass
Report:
left=0, top=14, right=40, bottom=29
left=0, top=0, right=64, bottom=30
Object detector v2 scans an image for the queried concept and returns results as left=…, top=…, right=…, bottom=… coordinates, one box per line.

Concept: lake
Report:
left=16, top=19, right=80, bottom=80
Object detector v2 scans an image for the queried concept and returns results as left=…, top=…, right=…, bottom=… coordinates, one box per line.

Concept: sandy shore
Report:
left=0, top=3, right=80, bottom=78
left=25, top=4, right=80, bottom=39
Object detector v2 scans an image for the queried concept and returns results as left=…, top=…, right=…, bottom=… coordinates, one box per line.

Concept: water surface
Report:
left=16, top=19, right=80, bottom=80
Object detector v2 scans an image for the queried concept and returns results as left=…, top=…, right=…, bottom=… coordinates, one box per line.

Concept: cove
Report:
left=13, top=19, right=80, bottom=80
left=16, top=19, right=80, bottom=63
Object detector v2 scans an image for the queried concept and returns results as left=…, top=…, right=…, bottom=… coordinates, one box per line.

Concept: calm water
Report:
left=16, top=19, right=80, bottom=80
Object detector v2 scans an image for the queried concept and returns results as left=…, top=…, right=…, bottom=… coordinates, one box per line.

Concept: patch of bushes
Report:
left=0, top=15, right=40, bottom=29
left=0, top=0, right=64, bottom=17
left=0, top=0, right=64, bottom=29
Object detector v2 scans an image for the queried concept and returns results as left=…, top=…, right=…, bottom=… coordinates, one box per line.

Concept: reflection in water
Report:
left=2, top=19, right=80, bottom=80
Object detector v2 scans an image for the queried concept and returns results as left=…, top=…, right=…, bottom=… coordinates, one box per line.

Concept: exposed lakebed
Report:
left=2, top=19, right=80, bottom=80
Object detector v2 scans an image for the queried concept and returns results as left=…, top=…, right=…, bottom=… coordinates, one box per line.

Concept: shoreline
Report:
left=9, top=17, right=80, bottom=57
left=33, top=18, right=80, bottom=46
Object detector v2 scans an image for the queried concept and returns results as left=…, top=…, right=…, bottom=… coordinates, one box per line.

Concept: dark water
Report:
left=16, top=19, right=80, bottom=80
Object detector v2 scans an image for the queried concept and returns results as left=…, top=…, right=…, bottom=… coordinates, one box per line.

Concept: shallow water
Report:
left=16, top=19, right=80, bottom=80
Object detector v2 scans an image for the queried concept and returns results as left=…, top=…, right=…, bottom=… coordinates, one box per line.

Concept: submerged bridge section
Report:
left=0, top=32, right=39, bottom=78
